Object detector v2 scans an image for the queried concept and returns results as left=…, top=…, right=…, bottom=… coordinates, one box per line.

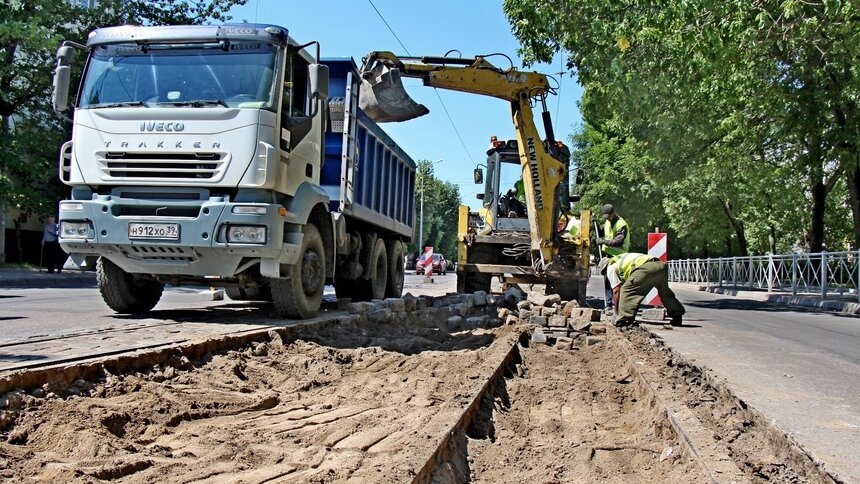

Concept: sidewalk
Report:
left=674, top=282, right=860, bottom=315
left=0, top=267, right=95, bottom=288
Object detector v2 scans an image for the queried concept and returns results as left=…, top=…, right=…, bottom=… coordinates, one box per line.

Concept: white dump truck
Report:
left=52, top=24, right=416, bottom=318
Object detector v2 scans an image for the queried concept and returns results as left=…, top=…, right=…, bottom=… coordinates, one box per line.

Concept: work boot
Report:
left=670, top=316, right=683, bottom=327
left=614, top=317, right=635, bottom=328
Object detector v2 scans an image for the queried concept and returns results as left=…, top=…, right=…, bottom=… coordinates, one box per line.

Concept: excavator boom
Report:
left=358, top=51, right=591, bottom=302
left=359, top=51, right=553, bottom=120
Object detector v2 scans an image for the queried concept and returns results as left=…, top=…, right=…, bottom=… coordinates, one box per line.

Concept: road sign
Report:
left=646, top=232, right=667, bottom=306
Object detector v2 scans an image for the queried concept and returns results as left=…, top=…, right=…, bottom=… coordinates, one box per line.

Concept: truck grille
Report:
left=126, top=245, right=197, bottom=263
left=98, top=152, right=228, bottom=181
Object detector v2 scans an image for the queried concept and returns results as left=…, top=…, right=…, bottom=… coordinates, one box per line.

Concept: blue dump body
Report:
left=320, top=59, right=416, bottom=239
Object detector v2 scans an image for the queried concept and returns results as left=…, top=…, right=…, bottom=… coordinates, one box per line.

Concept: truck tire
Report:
left=225, top=285, right=270, bottom=301
left=385, top=239, right=405, bottom=298
left=96, top=257, right=163, bottom=313
left=354, top=238, right=388, bottom=301
left=270, top=224, right=325, bottom=319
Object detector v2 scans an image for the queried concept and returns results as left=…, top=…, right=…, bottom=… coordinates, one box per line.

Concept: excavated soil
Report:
left=464, top=340, right=705, bottom=483
left=619, top=328, right=837, bottom=484
left=0, top=314, right=514, bottom=482
left=0, top=304, right=835, bottom=483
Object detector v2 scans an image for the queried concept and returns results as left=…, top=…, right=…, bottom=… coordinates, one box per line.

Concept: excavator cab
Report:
left=480, top=138, right=531, bottom=232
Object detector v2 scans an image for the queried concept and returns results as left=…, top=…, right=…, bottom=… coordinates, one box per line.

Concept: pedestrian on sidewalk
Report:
left=598, top=253, right=685, bottom=327
left=41, top=215, right=63, bottom=273
left=595, top=204, right=630, bottom=314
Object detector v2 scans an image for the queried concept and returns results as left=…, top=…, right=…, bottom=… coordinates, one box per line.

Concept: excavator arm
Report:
left=358, top=51, right=573, bottom=271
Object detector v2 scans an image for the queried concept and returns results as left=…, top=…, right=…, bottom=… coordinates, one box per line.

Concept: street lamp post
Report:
left=418, top=159, right=442, bottom=254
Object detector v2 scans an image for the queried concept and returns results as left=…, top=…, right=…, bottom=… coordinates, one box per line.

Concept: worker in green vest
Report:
left=598, top=253, right=685, bottom=327
left=505, top=179, right=527, bottom=217
left=596, top=204, right=630, bottom=256
left=595, top=204, right=630, bottom=313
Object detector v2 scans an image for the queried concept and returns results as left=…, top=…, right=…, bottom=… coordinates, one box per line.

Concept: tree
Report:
left=504, top=0, right=858, bottom=255
left=409, top=160, right=462, bottom=262
left=0, top=0, right=246, bottom=262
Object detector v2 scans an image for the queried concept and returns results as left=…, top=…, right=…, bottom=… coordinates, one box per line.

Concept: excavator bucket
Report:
left=359, top=61, right=429, bottom=123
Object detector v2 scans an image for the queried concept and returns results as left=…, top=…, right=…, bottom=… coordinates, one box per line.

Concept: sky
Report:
left=226, top=0, right=583, bottom=208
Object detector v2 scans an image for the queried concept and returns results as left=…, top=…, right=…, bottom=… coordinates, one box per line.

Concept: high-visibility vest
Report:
left=603, top=217, right=630, bottom=256
left=514, top=179, right=526, bottom=204
left=611, top=252, right=654, bottom=281
left=557, top=212, right=579, bottom=236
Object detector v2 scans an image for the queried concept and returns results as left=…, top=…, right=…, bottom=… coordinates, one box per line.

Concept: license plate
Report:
left=128, top=223, right=180, bottom=240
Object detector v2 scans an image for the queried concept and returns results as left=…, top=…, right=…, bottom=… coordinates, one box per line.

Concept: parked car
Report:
left=416, top=253, right=448, bottom=275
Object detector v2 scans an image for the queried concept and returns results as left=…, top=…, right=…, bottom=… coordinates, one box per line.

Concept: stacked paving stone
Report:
left=495, top=286, right=607, bottom=349
left=344, top=291, right=501, bottom=332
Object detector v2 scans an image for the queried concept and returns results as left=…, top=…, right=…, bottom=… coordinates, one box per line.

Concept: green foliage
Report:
left=505, top=0, right=860, bottom=255
left=408, top=160, right=462, bottom=262
left=103, top=0, right=246, bottom=26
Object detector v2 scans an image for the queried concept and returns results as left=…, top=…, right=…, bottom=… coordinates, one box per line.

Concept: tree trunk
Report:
left=768, top=224, right=777, bottom=254
left=809, top=177, right=826, bottom=252
left=0, top=115, right=9, bottom=264
left=846, top=166, right=860, bottom=249
left=13, top=218, right=23, bottom=263
left=717, top=198, right=748, bottom=256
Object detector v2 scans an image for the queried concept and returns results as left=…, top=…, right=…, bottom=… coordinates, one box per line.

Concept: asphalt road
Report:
left=595, top=278, right=860, bottom=483
left=0, top=273, right=458, bottom=345
left=0, top=284, right=228, bottom=345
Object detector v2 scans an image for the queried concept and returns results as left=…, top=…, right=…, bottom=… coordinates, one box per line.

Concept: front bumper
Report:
left=59, top=195, right=300, bottom=277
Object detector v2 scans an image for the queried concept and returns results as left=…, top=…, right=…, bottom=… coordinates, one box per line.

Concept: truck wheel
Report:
left=354, top=238, right=388, bottom=301
left=226, top=285, right=269, bottom=301
left=385, top=239, right=404, bottom=298
left=270, top=224, right=325, bottom=319
left=458, top=272, right=492, bottom=294
left=96, top=257, right=163, bottom=313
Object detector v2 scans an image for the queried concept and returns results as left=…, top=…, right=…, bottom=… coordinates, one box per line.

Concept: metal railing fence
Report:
left=667, top=251, right=860, bottom=302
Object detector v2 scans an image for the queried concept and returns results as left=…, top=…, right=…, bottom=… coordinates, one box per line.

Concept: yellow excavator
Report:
left=359, top=52, right=591, bottom=303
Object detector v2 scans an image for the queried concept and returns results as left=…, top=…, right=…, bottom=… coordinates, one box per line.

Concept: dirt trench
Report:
left=430, top=325, right=838, bottom=484
left=0, top=307, right=514, bottom=483
left=436, top=338, right=706, bottom=484
left=0, top=294, right=837, bottom=483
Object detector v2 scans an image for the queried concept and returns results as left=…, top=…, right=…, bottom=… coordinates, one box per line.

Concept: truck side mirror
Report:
left=476, top=193, right=485, bottom=200
left=57, top=46, right=74, bottom=65
left=309, top=63, right=329, bottom=100
left=575, top=168, right=585, bottom=185
left=53, top=65, right=71, bottom=112
left=474, top=168, right=483, bottom=184
left=53, top=46, right=75, bottom=112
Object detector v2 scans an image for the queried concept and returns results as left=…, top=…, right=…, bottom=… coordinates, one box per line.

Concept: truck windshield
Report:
left=79, top=42, right=277, bottom=109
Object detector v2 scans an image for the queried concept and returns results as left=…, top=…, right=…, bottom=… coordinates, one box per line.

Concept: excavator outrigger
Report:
left=359, top=52, right=591, bottom=303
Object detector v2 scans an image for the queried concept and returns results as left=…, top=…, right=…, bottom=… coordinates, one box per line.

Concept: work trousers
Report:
left=43, top=241, right=64, bottom=273
left=618, top=260, right=685, bottom=319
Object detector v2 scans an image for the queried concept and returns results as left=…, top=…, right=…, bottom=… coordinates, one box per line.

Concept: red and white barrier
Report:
left=422, top=246, right=433, bottom=279
left=646, top=232, right=667, bottom=306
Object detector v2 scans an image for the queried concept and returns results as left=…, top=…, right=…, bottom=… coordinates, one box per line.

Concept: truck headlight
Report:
left=227, top=225, right=267, bottom=243
left=60, top=221, right=92, bottom=239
